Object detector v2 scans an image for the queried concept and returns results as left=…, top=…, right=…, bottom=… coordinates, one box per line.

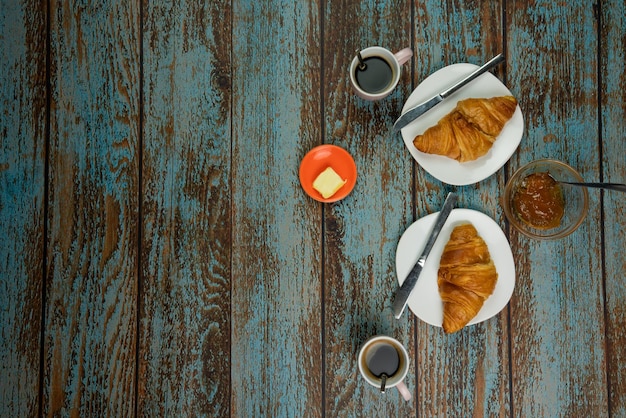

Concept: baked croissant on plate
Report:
left=438, top=223, right=498, bottom=333
left=413, top=95, right=517, bottom=162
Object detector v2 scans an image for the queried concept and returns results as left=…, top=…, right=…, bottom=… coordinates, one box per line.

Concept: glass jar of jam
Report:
left=512, top=172, right=565, bottom=229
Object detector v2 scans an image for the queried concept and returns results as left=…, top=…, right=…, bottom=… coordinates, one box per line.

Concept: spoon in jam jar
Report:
left=557, top=181, right=626, bottom=193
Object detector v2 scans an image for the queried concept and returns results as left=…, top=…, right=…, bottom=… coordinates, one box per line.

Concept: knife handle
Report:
left=419, top=192, right=457, bottom=260
left=440, top=53, right=505, bottom=99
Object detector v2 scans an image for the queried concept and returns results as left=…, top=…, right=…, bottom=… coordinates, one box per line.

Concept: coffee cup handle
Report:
left=394, top=48, right=413, bottom=66
left=395, top=380, right=412, bottom=401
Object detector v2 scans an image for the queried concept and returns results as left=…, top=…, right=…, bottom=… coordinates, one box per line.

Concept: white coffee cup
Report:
left=357, top=335, right=412, bottom=401
left=349, top=46, right=413, bottom=101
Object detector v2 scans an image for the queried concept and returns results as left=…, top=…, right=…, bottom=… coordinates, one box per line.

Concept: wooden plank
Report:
left=0, top=1, right=46, bottom=416
left=138, top=1, right=232, bottom=416
left=42, top=1, right=140, bottom=415
left=412, top=1, right=511, bottom=416
left=600, top=1, right=626, bottom=416
left=230, top=1, right=324, bottom=416
left=507, top=1, right=608, bottom=416
left=322, top=1, right=416, bottom=415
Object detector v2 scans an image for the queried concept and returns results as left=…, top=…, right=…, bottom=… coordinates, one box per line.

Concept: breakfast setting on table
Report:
left=299, top=45, right=625, bottom=400
left=5, top=1, right=626, bottom=416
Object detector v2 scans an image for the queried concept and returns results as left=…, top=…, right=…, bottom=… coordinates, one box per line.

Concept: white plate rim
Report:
left=400, top=63, right=525, bottom=186
left=395, top=208, right=516, bottom=329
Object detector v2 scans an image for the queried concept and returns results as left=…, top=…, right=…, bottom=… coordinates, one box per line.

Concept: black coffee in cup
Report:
left=354, top=57, right=393, bottom=94
left=365, top=342, right=400, bottom=378
left=357, top=335, right=412, bottom=401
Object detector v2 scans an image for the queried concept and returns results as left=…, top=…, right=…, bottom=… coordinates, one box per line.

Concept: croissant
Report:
left=413, top=95, right=517, bottom=162
left=438, top=223, right=498, bottom=333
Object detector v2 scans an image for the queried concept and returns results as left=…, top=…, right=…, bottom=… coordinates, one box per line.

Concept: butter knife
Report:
left=391, top=54, right=505, bottom=136
left=392, top=192, right=457, bottom=319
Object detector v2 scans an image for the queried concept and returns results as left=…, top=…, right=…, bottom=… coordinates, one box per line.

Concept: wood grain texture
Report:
left=413, top=1, right=511, bottom=416
left=322, top=0, right=416, bottom=415
left=138, top=1, right=232, bottom=416
left=0, top=1, right=46, bottom=416
left=43, top=1, right=140, bottom=416
left=230, top=0, right=324, bottom=416
left=1, top=0, right=625, bottom=416
left=507, top=1, right=608, bottom=416
left=600, top=1, right=626, bottom=416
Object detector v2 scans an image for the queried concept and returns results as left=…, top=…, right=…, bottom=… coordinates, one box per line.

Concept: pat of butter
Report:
left=313, top=167, right=347, bottom=199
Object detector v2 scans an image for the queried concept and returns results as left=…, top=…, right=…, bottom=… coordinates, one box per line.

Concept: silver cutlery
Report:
left=392, top=192, right=457, bottom=319
left=558, top=181, right=626, bottom=192
left=390, top=53, right=506, bottom=137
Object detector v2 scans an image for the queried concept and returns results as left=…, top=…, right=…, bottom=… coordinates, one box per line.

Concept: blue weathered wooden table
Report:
left=2, top=1, right=625, bottom=416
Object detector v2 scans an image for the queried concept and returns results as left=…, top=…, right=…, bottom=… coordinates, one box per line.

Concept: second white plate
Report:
left=400, top=63, right=524, bottom=186
left=395, top=208, right=516, bottom=329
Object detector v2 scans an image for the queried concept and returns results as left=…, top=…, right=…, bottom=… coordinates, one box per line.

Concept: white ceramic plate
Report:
left=400, top=63, right=524, bottom=186
left=395, top=208, right=515, bottom=329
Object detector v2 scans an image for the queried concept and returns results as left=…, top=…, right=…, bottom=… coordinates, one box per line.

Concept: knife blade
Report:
left=391, top=53, right=505, bottom=136
left=392, top=192, right=457, bottom=319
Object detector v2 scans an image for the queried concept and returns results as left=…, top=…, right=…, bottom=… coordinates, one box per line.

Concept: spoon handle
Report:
left=561, top=182, right=626, bottom=192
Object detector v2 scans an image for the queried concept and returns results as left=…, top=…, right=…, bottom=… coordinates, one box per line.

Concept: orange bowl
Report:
left=299, top=144, right=357, bottom=202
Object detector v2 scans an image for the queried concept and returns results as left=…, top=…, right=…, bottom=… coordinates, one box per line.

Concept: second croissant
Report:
left=438, top=223, right=498, bottom=333
left=413, top=95, right=518, bottom=162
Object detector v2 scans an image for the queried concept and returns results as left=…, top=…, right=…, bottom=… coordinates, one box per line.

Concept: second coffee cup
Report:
left=349, top=46, right=413, bottom=101
left=357, top=335, right=412, bottom=401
